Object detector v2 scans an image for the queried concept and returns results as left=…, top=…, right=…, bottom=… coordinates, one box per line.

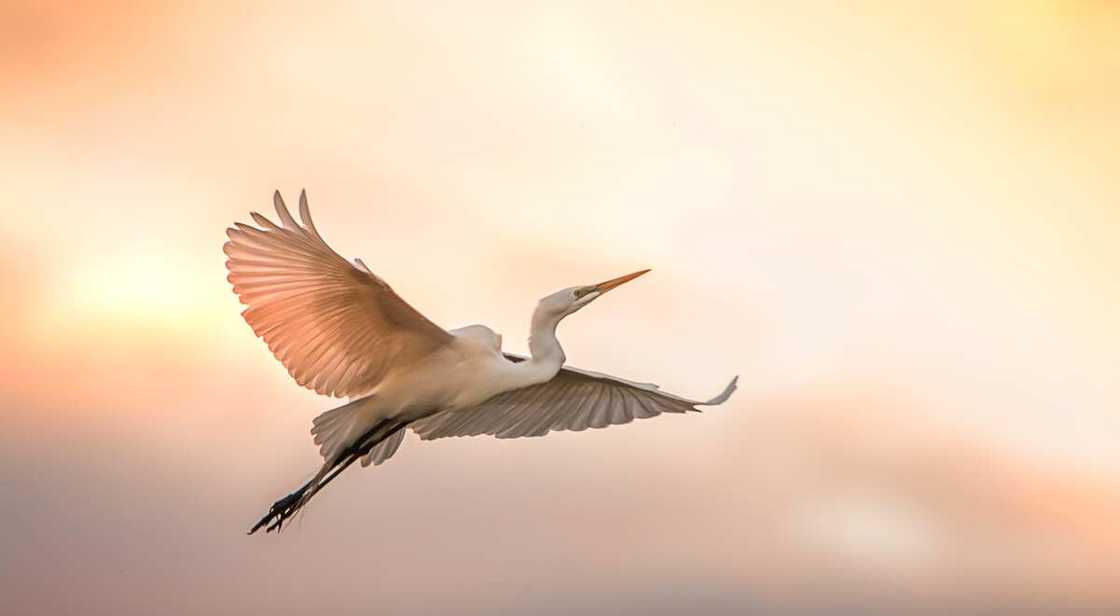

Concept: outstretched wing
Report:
left=410, top=353, right=737, bottom=440
left=224, top=190, right=453, bottom=398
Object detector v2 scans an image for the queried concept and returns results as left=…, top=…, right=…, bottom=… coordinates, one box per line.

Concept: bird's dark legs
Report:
left=248, top=419, right=405, bottom=535
left=249, top=484, right=313, bottom=534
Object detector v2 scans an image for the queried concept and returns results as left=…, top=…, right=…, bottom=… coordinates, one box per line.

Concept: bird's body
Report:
left=309, top=324, right=534, bottom=461
left=226, top=191, right=736, bottom=533
left=440, top=324, right=557, bottom=412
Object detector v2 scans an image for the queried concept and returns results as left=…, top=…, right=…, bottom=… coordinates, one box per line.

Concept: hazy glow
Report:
left=797, top=495, right=940, bottom=570
left=2, top=1, right=1117, bottom=614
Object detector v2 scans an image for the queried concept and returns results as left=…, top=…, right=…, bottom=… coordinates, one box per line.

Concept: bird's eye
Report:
left=573, top=288, right=588, bottom=298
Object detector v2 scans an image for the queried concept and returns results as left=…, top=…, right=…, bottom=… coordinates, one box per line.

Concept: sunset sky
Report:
left=2, top=2, right=1118, bottom=614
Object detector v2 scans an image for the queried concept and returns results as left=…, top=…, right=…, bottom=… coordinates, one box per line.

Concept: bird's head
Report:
left=537, top=269, right=651, bottom=319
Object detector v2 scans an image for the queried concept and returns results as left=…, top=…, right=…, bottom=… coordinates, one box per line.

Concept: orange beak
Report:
left=593, top=269, right=651, bottom=294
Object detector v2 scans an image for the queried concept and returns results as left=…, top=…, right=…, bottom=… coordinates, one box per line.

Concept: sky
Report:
left=1, top=1, right=1118, bottom=614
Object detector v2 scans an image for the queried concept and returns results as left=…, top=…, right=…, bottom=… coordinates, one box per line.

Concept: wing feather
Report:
left=224, top=190, right=453, bottom=398
left=411, top=354, right=737, bottom=440
left=506, top=380, right=567, bottom=437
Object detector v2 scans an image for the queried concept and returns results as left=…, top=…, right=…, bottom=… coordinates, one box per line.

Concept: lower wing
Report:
left=410, top=354, right=737, bottom=440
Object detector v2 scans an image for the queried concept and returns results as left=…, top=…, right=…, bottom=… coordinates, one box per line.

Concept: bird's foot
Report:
left=248, top=488, right=307, bottom=535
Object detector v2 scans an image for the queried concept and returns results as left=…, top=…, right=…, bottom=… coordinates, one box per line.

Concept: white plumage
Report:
left=227, top=191, right=736, bottom=533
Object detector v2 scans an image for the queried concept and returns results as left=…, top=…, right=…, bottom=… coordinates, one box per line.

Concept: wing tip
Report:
left=274, top=190, right=299, bottom=229
left=298, top=189, right=318, bottom=233
left=702, top=375, right=738, bottom=406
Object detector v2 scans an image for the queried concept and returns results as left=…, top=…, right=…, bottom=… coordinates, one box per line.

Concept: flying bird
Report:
left=226, top=191, right=737, bottom=533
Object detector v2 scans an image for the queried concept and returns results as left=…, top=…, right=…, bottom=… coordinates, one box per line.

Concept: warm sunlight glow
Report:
left=2, top=1, right=1116, bottom=614
left=54, top=252, right=218, bottom=327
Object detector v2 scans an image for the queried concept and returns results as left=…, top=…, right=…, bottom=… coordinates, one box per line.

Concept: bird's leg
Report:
left=249, top=478, right=317, bottom=534
left=261, top=454, right=360, bottom=532
left=248, top=419, right=406, bottom=535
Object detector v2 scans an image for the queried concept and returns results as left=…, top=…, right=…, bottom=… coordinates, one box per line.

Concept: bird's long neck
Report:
left=514, top=307, right=566, bottom=387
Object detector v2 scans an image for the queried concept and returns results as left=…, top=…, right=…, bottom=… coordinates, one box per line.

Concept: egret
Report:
left=226, top=191, right=737, bottom=534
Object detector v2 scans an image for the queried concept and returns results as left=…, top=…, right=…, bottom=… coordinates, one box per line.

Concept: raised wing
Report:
left=224, top=190, right=453, bottom=398
left=410, top=353, right=737, bottom=440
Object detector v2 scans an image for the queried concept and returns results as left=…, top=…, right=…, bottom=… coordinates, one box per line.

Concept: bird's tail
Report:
left=311, top=396, right=375, bottom=462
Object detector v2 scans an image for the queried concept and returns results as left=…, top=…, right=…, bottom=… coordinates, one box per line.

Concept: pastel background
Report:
left=2, top=2, right=1117, bottom=614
